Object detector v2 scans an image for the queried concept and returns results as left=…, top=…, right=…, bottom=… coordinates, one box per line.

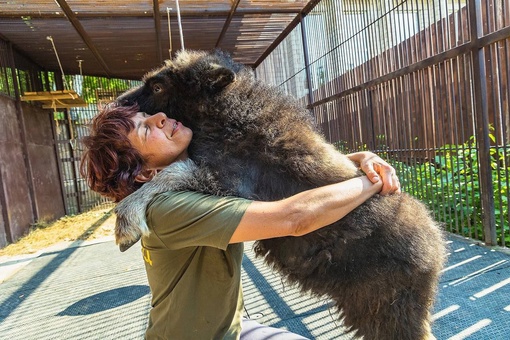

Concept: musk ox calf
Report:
left=114, top=49, right=446, bottom=340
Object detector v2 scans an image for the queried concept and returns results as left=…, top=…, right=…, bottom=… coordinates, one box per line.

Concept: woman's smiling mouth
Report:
left=171, top=121, right=180, bottom=137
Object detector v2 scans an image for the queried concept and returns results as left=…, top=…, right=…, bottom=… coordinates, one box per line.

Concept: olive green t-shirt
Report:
left=141, top=190, right=252, bottom=340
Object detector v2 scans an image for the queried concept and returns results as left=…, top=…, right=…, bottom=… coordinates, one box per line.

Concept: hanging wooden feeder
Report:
left=21, top=90, right=87, bottom=109
left=21, top=36, right=87, bottom=109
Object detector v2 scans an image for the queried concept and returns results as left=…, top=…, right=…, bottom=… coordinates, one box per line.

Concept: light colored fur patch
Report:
left=114, top=159, right=198, bottom=250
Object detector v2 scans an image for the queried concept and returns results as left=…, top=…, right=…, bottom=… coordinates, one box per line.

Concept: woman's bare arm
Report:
left=229, top=175, right=381, bottom=243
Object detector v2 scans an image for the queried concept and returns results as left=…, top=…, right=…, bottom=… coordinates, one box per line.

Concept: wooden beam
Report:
left=153, top=0, right=163, bottom=63
left=0, top=8, right=301, bottom=19
left=21, top=90, right=83, bottom=101
left=41, top=103, right=87, bottom=109
left=253, top=0, right=321, bottom=68
left=216, top=0, right=241, bottom=48
left=54, top=0, right=112, bottom=77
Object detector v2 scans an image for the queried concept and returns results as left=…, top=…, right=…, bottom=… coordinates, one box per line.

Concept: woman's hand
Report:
left=346, top=151, right=401, bottom=195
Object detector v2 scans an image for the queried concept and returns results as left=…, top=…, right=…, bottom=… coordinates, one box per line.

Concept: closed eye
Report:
left=145, top=125, right=150, bottom=139
left=142, top=113, right=150, bottom=139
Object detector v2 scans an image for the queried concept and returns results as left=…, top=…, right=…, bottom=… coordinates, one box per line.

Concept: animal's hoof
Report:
left=119, top=236, right=141, bottom=252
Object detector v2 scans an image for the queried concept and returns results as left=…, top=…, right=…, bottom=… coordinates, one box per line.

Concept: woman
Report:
left=81, top=103, right=400, bottom=340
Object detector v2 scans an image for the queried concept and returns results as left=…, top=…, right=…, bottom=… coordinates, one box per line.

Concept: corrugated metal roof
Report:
left=0, top=0, right=315, bottom=80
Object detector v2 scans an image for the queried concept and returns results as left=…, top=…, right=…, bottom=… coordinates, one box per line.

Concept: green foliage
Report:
left=335, top=133, right=510, bottom=247
left=0, top=66, right=16, bottom=97
left=65, top=75, right=135, bottom=104
left=394, top=135, right=509, bottom=247
left=53, top=111, right=65, bottom=120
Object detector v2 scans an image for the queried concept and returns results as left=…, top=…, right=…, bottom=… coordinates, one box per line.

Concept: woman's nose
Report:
left=148, top=112, right=167, bottom=128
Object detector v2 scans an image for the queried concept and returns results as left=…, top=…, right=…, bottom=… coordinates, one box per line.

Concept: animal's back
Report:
left=186, top=68, right=361, bottom=199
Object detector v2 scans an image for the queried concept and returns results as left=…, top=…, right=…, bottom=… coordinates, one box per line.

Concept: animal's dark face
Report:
left=117, top=50, right=243, bottom=124
left=117, top=66, right=177, bottom=116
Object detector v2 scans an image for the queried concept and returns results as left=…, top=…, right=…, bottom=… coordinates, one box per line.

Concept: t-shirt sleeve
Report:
left=146, top=190, right=251, bottom=250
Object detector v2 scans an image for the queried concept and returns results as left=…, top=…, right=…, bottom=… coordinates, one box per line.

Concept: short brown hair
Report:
left=80, top=103, right=146, bottom=202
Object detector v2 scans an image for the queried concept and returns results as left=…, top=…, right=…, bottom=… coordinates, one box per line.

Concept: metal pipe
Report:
left=175, top=0, right=185, bottom=50
left=167, top=7, right=173, bottom=58
left=299, top=13, right=314, bottom=106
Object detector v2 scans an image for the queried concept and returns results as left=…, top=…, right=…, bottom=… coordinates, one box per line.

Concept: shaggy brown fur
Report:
left=115, top=49, right=447, bottom=340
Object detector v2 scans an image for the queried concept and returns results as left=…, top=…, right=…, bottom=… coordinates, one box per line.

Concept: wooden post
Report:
left=468, top=0, right=497, bottom=245
left=7, top=41, right=39, bottom=224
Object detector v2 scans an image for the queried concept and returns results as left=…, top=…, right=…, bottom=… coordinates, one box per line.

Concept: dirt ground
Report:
left=0, top=206, right=116, bottom=257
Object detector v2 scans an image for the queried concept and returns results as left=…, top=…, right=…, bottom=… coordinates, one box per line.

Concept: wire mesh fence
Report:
left=256, top=0, right=509, bottom=247
left=51, top=75, right=141, bottom=215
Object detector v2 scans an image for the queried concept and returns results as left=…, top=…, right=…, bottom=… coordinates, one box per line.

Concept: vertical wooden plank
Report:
left=7, top=41, right=38, bottom=223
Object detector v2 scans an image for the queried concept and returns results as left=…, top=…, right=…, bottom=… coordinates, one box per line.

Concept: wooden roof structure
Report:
left=0, top=0, right=318, bottom=80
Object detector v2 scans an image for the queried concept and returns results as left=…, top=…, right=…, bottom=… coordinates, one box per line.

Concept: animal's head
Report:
left=117, top=49, right=247, bottom=123
left=117, top=66, right=176, bottom=115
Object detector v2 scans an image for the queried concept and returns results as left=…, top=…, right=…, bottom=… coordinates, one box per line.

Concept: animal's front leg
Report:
left=114, top=178, right=167, bottom=252
left=114, top=160, right=198, bottom=251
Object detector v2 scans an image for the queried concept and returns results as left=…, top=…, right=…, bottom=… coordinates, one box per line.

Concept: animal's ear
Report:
left=206, top=64, right=235, bottom=92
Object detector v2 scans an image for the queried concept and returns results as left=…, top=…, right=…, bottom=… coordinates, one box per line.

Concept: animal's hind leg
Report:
left=423, top=318, right=437, bottom=340
left=334, top=271, right=438, bottom=340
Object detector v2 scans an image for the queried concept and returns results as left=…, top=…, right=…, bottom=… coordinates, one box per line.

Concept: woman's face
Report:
left=128, top=112, right=193, bottom=170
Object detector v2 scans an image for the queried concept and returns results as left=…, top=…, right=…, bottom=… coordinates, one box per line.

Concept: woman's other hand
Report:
left=347, top=151, right=401, bottom=195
